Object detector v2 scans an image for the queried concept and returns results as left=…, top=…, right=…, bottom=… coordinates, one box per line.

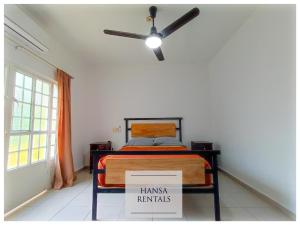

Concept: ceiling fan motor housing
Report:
left=149, top=6, right=157, bottom=19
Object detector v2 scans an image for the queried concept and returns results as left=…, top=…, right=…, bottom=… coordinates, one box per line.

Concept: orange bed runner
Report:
left=98, top=145, right=212, bottom=187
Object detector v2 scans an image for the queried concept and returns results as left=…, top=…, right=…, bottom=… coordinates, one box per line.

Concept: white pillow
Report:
left=154, top=137, right=183, bottom=146
left=126, top=138, right=154, bottom=146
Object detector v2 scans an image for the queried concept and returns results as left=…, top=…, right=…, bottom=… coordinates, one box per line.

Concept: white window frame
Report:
left=4, top=64, right=58, bottom=171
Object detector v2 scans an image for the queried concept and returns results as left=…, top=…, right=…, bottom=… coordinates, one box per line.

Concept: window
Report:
left=7, top=69, right=58, bottom=170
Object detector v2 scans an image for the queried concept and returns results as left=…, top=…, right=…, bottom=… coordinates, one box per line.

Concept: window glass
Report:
left=15, top=87, right=23, bottom=101
left=13, top=102, right=22, bottom=117
left=9, top=135, right=19, bottom=152
left=42, top=83, right=50, bottom=95
left=7, top=71, right=58, bottom=170
left=31, top=149, right=39, bottom=163
left=7, top=152, right=18, bottom=169
left=23, top=90, right=32, bottom=103
left=12, top=117, right=21, bottom=130
left=39, top=147, right=46, bottom=160
left=40, top=134, right=47, bottom=147
left=41, top=119, right=48, bottom=131
left=34, top=106, right=41, bottom=118
left=21, top=118, right=30, bottom=130
left=36, top=80, right=42, bottom=93
left=15, top=73, right=24, bottom=87
left=35, top=93, right=42, bottom=105
left=41, top=107, right=48, bottom=119
left=22, top=103, right=31, bottom=118
left=19, top=151, right=28, bottom=166
left=34, top=119, right=41, bottom=131
left=42, top=95, right=49, bottom=107
left=33, top=134, right=39, bottom=148
left=20, top=135, right=29, bottom=150
left=24, top=76, right=32, bottom=90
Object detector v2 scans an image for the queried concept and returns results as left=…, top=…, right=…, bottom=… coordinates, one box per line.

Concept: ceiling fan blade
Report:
left=153, top=47, right=164, bottom=61
left=104, top=29, right=148, bottom=40
left=160, top=8, right=200, bottom=38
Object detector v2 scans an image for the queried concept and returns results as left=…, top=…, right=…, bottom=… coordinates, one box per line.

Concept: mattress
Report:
left=97, top=145, right=212, bottom=187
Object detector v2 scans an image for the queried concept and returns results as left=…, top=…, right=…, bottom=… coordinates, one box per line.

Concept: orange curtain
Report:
left=53, top=69, right=76, bottom=189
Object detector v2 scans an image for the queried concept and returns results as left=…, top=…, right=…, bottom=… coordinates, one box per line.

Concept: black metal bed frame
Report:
left=92, top=117, right=221, bottom=221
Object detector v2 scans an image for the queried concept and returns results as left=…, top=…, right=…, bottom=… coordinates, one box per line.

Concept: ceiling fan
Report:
left=103, top=6, right=200, bottom=61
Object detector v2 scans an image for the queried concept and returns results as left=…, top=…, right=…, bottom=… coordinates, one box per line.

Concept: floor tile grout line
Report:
left=49, top=184, right=91, bottom=220
left=243, top=207, right=261, bottom=221
left=83, top=209, right=92, bottom=221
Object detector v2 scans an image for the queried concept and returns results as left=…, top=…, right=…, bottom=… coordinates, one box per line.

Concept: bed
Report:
left=92, top=117, right=221, bottom=220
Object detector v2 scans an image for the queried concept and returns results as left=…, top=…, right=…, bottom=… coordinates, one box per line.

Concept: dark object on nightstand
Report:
left=89, top=141, right=112, bottom=173
left=191, top=141, right=213, bottom=165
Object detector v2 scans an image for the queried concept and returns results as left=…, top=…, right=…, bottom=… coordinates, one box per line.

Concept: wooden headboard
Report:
left=124, top=117, right=183, bottom=143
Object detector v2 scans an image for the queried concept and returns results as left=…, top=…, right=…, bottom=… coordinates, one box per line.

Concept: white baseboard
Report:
left=4, top=190, right=48, bottom=218
left=4, top=166, right=89, bottom=218
left=218, top=167, right=296, bottom=220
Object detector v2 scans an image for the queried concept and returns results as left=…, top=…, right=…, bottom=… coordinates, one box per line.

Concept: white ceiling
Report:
left=20, top=4, right=256, bottom=66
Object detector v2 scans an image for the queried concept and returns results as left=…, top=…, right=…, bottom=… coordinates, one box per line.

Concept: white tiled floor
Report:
left=5, top=169, right=293, bottom=221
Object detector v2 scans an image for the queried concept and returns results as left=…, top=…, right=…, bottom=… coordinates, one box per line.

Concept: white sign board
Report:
left=125, top=170, right=182, bottom=219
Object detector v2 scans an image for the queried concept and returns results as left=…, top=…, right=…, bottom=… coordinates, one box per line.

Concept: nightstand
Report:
left=191, top=141, right=213, bottom=165
left=89, top=141, right=112, bottom=173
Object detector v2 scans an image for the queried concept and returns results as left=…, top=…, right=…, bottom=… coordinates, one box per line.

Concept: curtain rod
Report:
left=5, top=34, right=74, bottom=79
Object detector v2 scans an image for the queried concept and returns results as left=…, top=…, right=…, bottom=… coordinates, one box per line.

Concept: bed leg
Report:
left=92, top=190, right=97, bottom=220
left=212, top=154, right=221, bottom=221
left=92, top=154, right=98, bottom=221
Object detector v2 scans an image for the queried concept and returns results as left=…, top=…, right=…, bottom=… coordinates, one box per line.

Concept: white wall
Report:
left=85, top=63, right=211, bottom=156
left=4, top=5, right=90, bottom=213
left=208, top=5, right=295, bottom=213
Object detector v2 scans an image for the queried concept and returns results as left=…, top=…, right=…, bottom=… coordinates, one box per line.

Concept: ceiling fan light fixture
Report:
left=104, top=6, right=200, bottom=61
left=145, top=35, right=162, bottom=49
